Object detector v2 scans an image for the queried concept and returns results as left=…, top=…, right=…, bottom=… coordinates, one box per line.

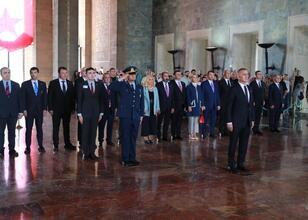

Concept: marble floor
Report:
left=0, top=114, right=308, bottom=219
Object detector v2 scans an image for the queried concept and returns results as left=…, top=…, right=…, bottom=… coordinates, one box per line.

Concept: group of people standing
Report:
left=0, top=64, right=290, bottom=172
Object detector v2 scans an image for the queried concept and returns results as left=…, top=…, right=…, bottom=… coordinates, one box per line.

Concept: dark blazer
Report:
left=218, top=79, right=233, bottom=108
left=101, top=83, right=117, bottom=114
left=21, top=80, right=47, bottom=114
left=170, top=80, right=186, bottom=110
left=186, top=83, right=204, bottom=116
left=0, top=80, right=21, bottom=118
left=201, top=80, right=220, bottom=110
left=77, top=81, right=104, bottom=118
left=156, top=81, right=174, bottom=112
left=74, top=77, right=85, bottom=101
left=227, top=82, right=255, bottom=128
left=268, top=83, right=283, bottom=108
left=48, top=79, right=75, bottom=115
left=109, top=80, right=144, bottom=119
left=250, top=80, right=266, bottom=105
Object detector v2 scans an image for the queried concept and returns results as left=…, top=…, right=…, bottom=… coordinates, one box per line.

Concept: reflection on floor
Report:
left=0, top=115, right=308, bottom=219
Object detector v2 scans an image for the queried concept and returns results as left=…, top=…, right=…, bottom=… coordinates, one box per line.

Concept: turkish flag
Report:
left=0, top=0, right=33, bottom=51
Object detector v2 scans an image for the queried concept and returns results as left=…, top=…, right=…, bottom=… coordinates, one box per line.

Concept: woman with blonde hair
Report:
left=141, top=74, right=160, bottom=144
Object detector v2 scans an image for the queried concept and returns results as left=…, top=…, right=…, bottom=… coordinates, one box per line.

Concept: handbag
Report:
left=199, top=114, right=205, bottom=124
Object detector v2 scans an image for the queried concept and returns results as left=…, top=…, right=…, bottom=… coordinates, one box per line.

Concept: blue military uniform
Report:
left=109, top=66, right=144, bottom=166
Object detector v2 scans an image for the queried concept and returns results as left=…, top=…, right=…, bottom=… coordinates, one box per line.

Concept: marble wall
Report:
left=153, top=0, right=308, bottom=74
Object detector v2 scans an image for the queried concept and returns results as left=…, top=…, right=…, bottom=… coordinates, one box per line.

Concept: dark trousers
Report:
left=228, top=124, right=251, bottom=168
left=119, top=117, right=139, bottom=162
left=98, top=111, right=115, bottom=143
left=253, top=104, right=263, bottom=132
left=0, top=117, right=18, bottom=152
left=25, top=113, right=43, bottom=149
left=52, top=112, right=71, bottom=146
left=204, top=108, right=217, bottom=135
left=171, top=109, right=183, bottom=138
left=81, top=116, right=98, bottom=156
left=269, top=107, right=281, bottom=129
left=218, top=107, right=227, bottom=135
left=157, top=109, right=171, bottom=139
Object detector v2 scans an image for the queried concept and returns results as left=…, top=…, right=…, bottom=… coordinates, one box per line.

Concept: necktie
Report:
left=62, top=81, right=66, bottom=93
left=227, top=80, right=231, bottom=87
left=258, top=81, right=261, bottom=88
left=178, top=82, right=182, bottom=92
left=33, top=81, right=38, bottom=96
left=244, top=86, right=249, bottom=103
left=5, top=81, right=10, bottom=96
left=130, top=83, right=134, bottom=91
left=164, top=82, right=169, bottom=97
left=90, top=83, right=94, bottom=94
left=210, top=82, right=214, bottom=92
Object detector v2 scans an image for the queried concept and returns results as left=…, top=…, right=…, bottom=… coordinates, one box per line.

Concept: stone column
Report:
left=53, top=0, right=79, bottom=78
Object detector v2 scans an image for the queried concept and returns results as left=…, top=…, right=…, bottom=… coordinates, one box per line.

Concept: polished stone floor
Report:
left=0, top=114, right=308, bottom=219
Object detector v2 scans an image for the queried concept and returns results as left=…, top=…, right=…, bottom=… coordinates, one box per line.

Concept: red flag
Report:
left=0, top=0, right=33, bottom=51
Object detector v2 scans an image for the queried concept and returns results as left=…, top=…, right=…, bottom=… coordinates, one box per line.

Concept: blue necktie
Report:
left=210, top=82, right=214, bottom=92
left=33, top=81, right=38, bottom=96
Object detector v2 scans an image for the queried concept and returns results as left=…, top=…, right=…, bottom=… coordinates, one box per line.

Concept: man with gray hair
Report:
left=0, top=67, right=23, bottom=158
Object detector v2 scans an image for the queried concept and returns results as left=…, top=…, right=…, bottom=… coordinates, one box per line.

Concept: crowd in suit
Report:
left=0, top=65, right=295, bottom=173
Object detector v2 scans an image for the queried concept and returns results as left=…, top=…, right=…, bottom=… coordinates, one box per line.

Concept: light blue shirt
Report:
left=2, top=80, right=11, bottom=93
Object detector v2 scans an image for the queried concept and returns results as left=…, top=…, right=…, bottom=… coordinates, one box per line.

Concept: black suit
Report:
left=75, top=77, right=86, bottom=144
left=268, top=83, right=283, bottom=130
left=156, top=81, right=174, bottom=140
left=21, top=80, right=47, bottom=150
left=0, top=80, right=21, bottom=153
left=98, top=83, right=116, bottom=144
left=226, top=82, right=255, bottom=168
left=218, top=78, right=233, bottom=135
left=250, top=80, right=266, bottom=132
left=48, top=79, right=75, bottom=147
left=77, top=81, right=104, bottom=157
left=170, top=80, right=186, bottom=138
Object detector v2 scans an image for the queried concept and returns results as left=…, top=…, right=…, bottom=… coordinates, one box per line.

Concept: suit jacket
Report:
left=0, top=80, right=21, bottom=118
left=109, top=80, right=144, bottom=119
left=218, top=78, right=233, bottom=108
left=48, top=79, right=75, bottom=115
left=201, top=80, right=220, bottom=111
left=77, top=81, right=104, bottom=118
left=170, top=80, right=186, bottom=110
left=250, top=80, right=266, bottom=106
left=227, top=82, right=255, bottom=128
left=156, top=81, right=174, bottom=112
left=268, top=83, right=283, bottom=108
left=101, top=83, right=117, bottom=115
left=21, top=80, right=47, bottom=115
left=186, top=83, right=204, bottom=116
left=74, top=77, right=86, bottom=101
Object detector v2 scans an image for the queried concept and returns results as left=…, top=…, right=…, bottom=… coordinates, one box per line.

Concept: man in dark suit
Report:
left=0, top=67, right=23, bottom=158
left=98, top=72, right=117, bottom=147
left=75, top=67, right=87, bottom=148
left=268, top=74, right=284, bottom=132
left=250, top=71, right=266, bottom=135
left=48, top=67, right=76, bottom=152
left=77, top=67, right=104, bottom=160
left=156, top=71, right=174, bottom=142
left=201, top=71, right=220, bottom=138
left=21, top=67, right=47, bottom=154
left=170, top=70, right=186, bottom=140
left=226, top=68, right=255, bottom=173
left=218, top=70, right=233, bottom=136
left=109, top=66, right=144, bottom=167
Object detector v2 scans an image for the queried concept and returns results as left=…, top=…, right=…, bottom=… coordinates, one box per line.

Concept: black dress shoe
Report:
left=53, top=146, right=59, bottom=152
left=176, top=137, right=183, bottom=140
left=237, top=166, right=250, bottom=172
left=144, top=140, right=151, bottom=144
left=82, top=154, right=90, bottom=161
left=274, top=129, right=280, bottom=133
left=90, top=154, right=100, bottom=160
left=129, top=160, right=140, bottom=166
left=24, top=148, right=31, bottom=155
left=38, top=147, right=46, bottom=153
left=9, top=150, right=19, bottom=158
left=107, top=142, right=114, bottom=146
left=227, top=165, right=238, bottom=174
left=210, top=134, right=217, bottom=138
left=121, top=161, right=131, bottom=167
left=0, top=151, right=4, bottom=159
left=64, top=144, right=76, bottom=150
left=162, top=138, right=169, bottom=142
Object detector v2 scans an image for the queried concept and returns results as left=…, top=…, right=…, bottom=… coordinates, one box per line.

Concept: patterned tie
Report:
left=164, top=82, right=169, bottom=97
left=33, top=81, right=38, bottom=96
left=90, top=83, right=94, bottom=94
left=62, top=81, right=66, bottom=93
left=5, top=81, right=10, bottom=96
left=178, top=82, right=182, bottom=92
left=244, top=86, right=249, bottom=103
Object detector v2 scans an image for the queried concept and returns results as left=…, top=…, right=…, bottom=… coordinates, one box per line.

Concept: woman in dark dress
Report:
left=141, top=74, right=160, bottom=144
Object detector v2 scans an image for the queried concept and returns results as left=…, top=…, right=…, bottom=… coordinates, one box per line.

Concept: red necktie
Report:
left=5, top=81, right=10, bottom=96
